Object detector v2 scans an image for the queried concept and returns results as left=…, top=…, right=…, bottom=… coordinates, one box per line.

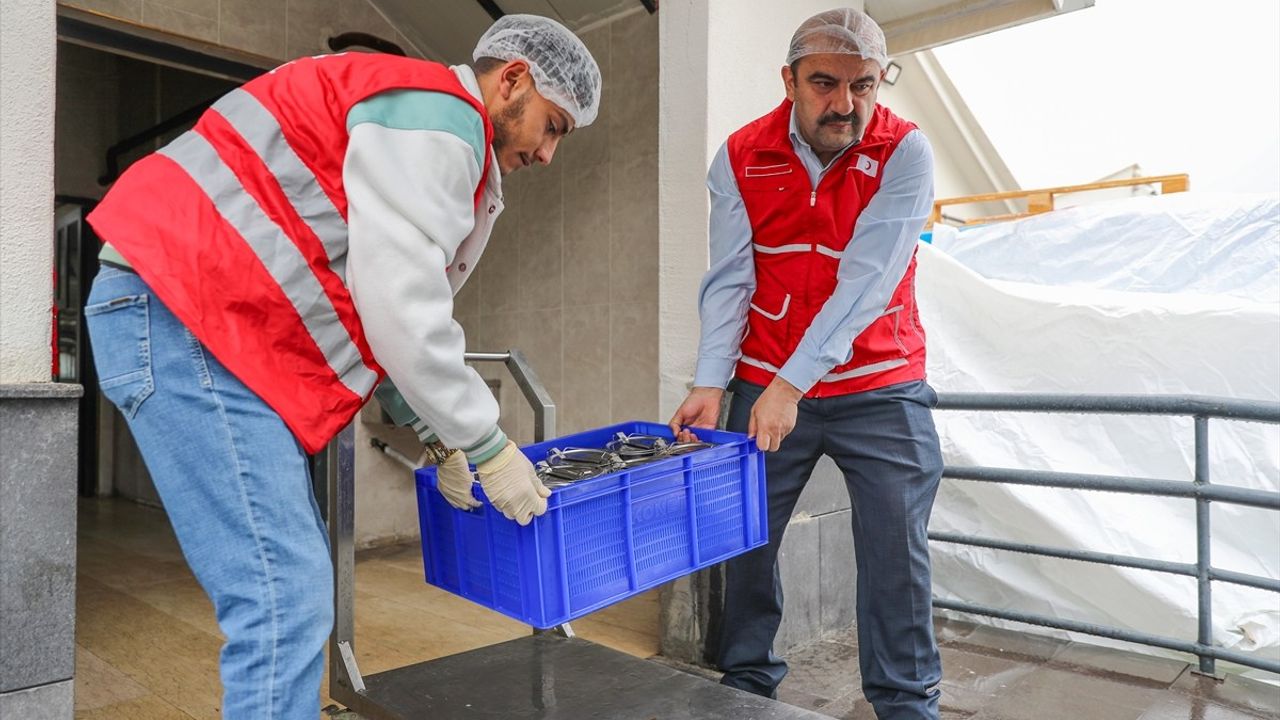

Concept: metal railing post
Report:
left=328, top=423, right=365, bottom=700
left=1194, top=416, right=1216, bottom=677
left=504, top=349, right=556, bottom=442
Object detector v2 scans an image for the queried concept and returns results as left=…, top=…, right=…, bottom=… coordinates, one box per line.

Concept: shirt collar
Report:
left=451, top=64, right=503, bottom=195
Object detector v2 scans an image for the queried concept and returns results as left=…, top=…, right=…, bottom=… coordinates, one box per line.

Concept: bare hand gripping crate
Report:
left=414, top=421, right=767, bottom=628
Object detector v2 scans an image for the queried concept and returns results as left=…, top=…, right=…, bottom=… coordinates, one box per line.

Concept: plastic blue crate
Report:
left=414, top=421, right=767, bottom=628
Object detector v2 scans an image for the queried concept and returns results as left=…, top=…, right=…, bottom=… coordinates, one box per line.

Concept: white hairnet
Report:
left=786, top=8, right=888, bottom=70
left=473, top=14, right=602, bottom=128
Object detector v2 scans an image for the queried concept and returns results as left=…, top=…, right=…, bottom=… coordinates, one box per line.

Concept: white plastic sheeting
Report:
left=918, top=192, right=1280, bottom=675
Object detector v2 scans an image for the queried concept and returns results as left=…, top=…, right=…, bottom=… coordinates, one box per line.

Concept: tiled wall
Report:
left=455, top=10, right=659, bottom=444
left=60, top=0, right=415, bottom=61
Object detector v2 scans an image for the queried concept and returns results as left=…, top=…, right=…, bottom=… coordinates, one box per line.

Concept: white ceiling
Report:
left=368, top=0, right=1092, bottom=64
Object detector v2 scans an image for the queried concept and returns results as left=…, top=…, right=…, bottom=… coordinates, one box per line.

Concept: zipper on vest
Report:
left=809, top=190, right=817, bottom=207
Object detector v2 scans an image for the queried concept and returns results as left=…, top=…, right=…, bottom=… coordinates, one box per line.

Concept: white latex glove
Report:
left=435, top=449, right=480, bottom=510
left=476, top=440, right=552, bottom=526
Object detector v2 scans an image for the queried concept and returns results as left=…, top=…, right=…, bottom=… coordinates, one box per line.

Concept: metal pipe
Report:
left=934, top=393, right=1280, bottom=423
left=1210, top=567, right=1280, bottom=594
left=1194, top=417, right=1215, bottom=676
left=932, top=598, right=1280, bottom=675
left=506, top=349, right=556, bottom=442
left=944, top=466, right=1280, bottom=510
left=928, top=531, right=1197, bottom=577
left=462, top=350, right=556, bottom=441
left=370, top=437, right=417, bottom=471
left=328, top=424, right=363, bottom=702
left=931, top=530, right=1280, bottom=595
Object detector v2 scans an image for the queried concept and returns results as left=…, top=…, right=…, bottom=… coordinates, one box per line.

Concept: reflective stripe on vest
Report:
left=751, top=242, right=845, bottom=259
left=159, top=131, right=379, bottom=399
left=739, top=354, right=909, bottom=384
left=211, top=88, right=349, bottom=279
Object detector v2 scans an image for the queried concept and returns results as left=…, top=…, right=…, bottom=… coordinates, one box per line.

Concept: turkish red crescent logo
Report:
left=851, top=153, right=880, bottom=178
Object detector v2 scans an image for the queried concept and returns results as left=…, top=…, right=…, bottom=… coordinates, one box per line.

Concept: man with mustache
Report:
left=669, top=8, right=943, bottom=719
left=83, top=15, right=599, bottom=719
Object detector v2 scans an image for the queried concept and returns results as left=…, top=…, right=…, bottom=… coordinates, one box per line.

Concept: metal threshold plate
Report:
left=339, top=634, right=829, bottom=720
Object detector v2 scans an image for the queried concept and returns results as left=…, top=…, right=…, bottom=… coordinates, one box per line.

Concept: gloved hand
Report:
left=476, top=440, right=552, bottom=526
left=434, top=449, right=480, bottom=510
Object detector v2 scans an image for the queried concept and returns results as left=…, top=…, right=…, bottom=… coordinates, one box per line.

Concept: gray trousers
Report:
left=717, top=379, right=944, bottom=719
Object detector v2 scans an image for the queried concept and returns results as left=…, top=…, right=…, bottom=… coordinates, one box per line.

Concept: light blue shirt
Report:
left=693, top=109, right=936, bottom=392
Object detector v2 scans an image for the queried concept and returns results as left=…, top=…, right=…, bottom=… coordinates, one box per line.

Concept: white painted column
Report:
left=1, top=0, right=57, bottom=384
left=1, top=5, right=74, bottom=717
left=657, top=0, right=863, bottom=417
left=656, top=0, right=865, bottom=662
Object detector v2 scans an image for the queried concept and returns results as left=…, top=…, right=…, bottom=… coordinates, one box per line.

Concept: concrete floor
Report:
left=76, top=497, right=1279, bottom=719
left=659, top=617, right=1280, bottom=720
left=74, top=497, right=659, bottom=718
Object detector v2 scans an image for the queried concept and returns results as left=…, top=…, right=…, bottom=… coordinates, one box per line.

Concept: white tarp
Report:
left=919, top=192, right=1280, bottom=677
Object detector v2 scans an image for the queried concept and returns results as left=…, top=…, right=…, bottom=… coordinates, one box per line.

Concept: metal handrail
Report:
left=931, top=392, right=1280, bottom=676
left=327, top=349, right=557, bottom=706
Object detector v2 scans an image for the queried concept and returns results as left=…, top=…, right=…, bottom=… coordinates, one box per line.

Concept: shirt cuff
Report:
left=462, top=426, right=508, bottom=464
left=693, top=357, right=738, bottom=389
left=777, top=352, right=827, bottom=395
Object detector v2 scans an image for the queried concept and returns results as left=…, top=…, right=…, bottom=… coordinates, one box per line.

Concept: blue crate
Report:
left=414, top=421, right=767, bottom=628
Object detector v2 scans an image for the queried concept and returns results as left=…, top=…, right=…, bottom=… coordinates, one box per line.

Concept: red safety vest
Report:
left=87, top=54, right=494, bottom=453
left=728, top=100, right=927, bottom=398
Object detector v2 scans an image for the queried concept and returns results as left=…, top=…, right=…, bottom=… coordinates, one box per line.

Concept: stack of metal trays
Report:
left=535, top=432, right=714, bottom=488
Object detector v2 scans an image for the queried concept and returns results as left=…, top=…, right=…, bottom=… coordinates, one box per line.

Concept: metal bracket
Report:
left=337, top=640, right=367, bottom=693
left=537, top=622, right=574, bottom=638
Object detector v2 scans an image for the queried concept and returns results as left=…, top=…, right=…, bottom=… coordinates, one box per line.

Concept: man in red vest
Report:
left=669, top=8, right=943, bottom=718
left=83, top=15, right=599, bottom=718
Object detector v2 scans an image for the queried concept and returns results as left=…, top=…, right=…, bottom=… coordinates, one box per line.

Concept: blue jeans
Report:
left=85, top=265, right=333, bottom=719
left=717, top=379, right=944, bottom=719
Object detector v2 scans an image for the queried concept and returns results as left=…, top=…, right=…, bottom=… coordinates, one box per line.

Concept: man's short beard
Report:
left=491, top=92, right=530, bottom=153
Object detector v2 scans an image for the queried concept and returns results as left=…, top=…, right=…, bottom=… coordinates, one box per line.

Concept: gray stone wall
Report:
left=0, top=385, right=81, bottom=714
left=661, top=454, right=860, bottom=665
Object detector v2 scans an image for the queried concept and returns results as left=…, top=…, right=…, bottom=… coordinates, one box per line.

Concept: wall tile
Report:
left=220, top=0, right=287, bottom=60
left=610, top=302, right=658, bottom=422
left=561, top=305, right=612, bottom=433
left=518, top=163, right=563, bottom=311
left=563, top=24, right=610, bottom=164
left=562, top=160, right=611, bottom=309
left=140, top=2, right=218, bottom=43
left=64, top=0, right=143, bottom=22
left=480, top=204, right=524, bottom=316
left=337, top=0, right=396, bottom=40
left=454, top=268, right=482, bottom=318
left=516, top=308, right=564, bottom=411
left=609, top=11, right=658, bottom=159
left=285, top=0, right=339, bottom=59
left=609, top=151, right=658, bottom=306
left=144, top=0, right=212, bottom=18
left=479, top=312, right=529, bottom=443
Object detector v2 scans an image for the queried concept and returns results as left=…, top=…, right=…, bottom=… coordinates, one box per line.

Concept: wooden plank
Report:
left=929, top=173, right=1191, bottom=228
